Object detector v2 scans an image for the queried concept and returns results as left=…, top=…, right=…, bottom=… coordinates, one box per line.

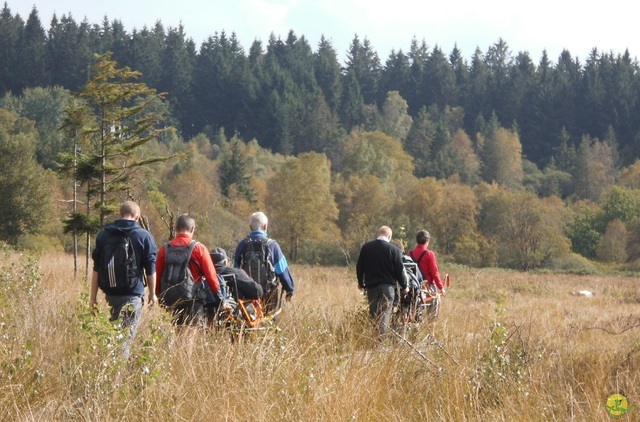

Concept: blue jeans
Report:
left=106, top=294, right=143, bottom=358
left=366, top=284, right=395, bottom=337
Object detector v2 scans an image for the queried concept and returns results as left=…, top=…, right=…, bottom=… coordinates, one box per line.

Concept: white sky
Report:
left=9, top=0, right=639, bottom=64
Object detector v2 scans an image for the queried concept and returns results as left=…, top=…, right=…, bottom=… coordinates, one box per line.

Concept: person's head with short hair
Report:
left=377, top=225, right=392, bottom=241
left=119, top=201, right=140, bottom=221
left=249, top=212, right=268, bottom=231
left=210, top=247, right=228, bottom=265
left=416, top=230, right=431, bottom=245
left=175, top=214, right=196, bottom=235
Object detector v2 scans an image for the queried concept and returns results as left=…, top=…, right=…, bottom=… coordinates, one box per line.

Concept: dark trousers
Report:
left=170, top=300, right=205, bottom=326
left=366, top=284, right=395, bottom=337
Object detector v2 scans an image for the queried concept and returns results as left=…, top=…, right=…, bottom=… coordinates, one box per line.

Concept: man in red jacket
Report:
left=407, top=230, right=445, bottom=320
left=156, top=214, right=220, bottom=325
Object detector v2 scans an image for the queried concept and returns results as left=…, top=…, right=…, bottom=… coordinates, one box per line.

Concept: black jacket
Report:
left=215, top=264, right=264, bottom=300
left=356, top=239, right=406, bottom=290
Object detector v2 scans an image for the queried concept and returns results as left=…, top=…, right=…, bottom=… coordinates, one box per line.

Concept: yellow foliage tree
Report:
left=477, top=127, right=524, bottom=190
left=618, top=159, right=640, bottom=189
left=339, top=130, right=414, bottom=182
left=401, top=177, right=443, bottom=235
left=596, top=219, right=628, bottom=263
left=332, top=174, right=394, bottom=249
left=266, top=152, right=339, bottom=261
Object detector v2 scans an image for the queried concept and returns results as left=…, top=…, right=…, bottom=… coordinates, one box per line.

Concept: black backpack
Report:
left=97, top=230, right=140, bottom=295
left=240, top=237, right=277, bottom=295
left=160, top=241, right=207, bottom=306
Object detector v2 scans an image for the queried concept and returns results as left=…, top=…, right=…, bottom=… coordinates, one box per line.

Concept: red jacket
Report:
left=155, top=233, right=219, bottom=296
left=407, top=244, right=443, bottom=290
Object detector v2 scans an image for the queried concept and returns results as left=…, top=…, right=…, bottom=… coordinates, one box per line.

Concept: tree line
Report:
left=3, top=5, right=640, bottom=273
left=3, top=4, right=640, bottom=170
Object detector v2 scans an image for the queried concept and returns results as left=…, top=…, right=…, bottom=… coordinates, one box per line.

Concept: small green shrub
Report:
left=545, top=252, right=599, bottom=274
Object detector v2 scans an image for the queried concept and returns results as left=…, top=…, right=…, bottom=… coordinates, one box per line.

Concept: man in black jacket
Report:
left=211, top=247, right=263, bottom=301
left=356, top=226, right=408, bottom=337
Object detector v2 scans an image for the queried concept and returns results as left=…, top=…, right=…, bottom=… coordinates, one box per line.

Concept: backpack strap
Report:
left=409, top=249, right=427, bottom=263
left=186, top=241, right=202, bottom=280
left=414, top=250, right=428, bottom=265
left=411, top=250, right=429, bottom=278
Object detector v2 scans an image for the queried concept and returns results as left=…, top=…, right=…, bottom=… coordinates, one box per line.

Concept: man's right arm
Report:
left=271, top=241, right=295, bottom=296
left=146, top=273, right=157, bottom=306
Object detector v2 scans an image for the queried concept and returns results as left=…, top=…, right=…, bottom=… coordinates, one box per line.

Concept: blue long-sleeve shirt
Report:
left=234, top=230, right=295, bottom=295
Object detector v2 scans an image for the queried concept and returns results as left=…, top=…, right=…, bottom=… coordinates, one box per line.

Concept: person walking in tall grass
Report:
left=89, top=201, right=158, bottom=358
left=356, top=226, right=408, bottom=338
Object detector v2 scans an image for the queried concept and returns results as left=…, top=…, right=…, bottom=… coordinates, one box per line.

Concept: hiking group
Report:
left=90, top=202, right=295, bottom=354
left=90, top=201, right=445, bottom=355
left=357, top=226, right=446, bottom=338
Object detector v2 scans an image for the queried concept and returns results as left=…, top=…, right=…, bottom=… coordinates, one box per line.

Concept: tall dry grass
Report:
left=1, top=251, right=639, bottom=421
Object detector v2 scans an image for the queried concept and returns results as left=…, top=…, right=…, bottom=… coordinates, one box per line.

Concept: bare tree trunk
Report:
left=85, top=182, right=92, bottom=283
left=72, top=134, right=78, bottom=277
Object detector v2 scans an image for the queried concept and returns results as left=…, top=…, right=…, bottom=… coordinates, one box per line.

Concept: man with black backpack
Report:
left=156, top=214, right=222, bottom=326
left=89, top=201, right=158, bottom=358
left=233, top=212, right=294, bottom=315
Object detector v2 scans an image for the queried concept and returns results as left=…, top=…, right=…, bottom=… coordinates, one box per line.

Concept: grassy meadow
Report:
left=1, top=250, right=639, bottom=421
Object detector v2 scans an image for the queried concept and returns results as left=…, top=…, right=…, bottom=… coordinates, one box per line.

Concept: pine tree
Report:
left=314, top=36, right=342, bottom=113
left=345, top=35, right=381, bottom=105
left=0, top=3, right=22, bottom=95
left=70, top=52, right=173, bottom=224
left=17, top=7, right=48, bottom=90
left=219, top=137, right=254, bottom=202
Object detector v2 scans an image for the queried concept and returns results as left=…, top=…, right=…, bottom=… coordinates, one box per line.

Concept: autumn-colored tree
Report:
left=572, top=135, right=616, bottom=201
left=477, top=185, right=569, bottom=269
left=477, top=126, right=524, bottom=190
left=432, top=181, right=479, bottom=256
left=380, top=91, right=412, bottom=142
left=401, top=177, right=443, bottom=241
left=617, top=159, right=640, bottom=190
left=447, top=128, right=481, bottom=184
left=332, top=174, right=393, bottom=251
left=266, top=153, right=338, bottom=261
left=596, top=219, right=628, bottom=263
left=338, top=130, right=414, bottom=182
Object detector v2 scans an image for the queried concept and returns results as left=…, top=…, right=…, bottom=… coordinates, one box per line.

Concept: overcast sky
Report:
left=9, top=0, right=638, bottom=64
